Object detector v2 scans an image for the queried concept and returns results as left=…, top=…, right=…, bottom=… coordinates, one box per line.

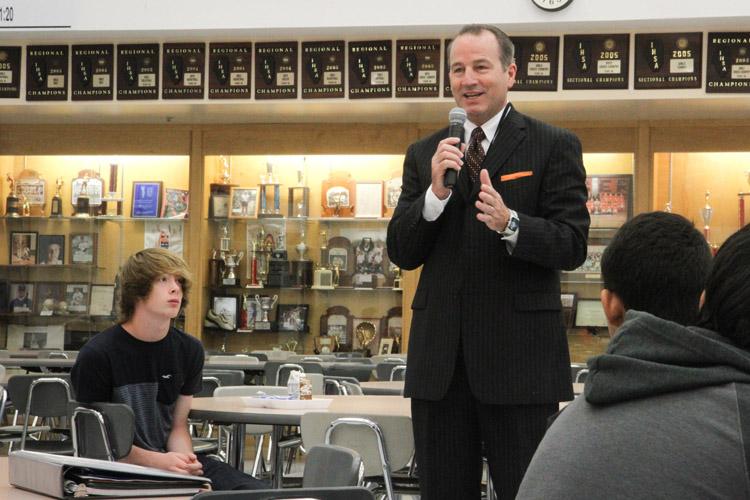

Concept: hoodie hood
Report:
left=585, top=310, right=750, bottom=405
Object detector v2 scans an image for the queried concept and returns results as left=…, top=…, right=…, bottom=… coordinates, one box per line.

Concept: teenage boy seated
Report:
left=518, top=213, right=750, bottom=499
left=71, top=248, right=265, bottom=490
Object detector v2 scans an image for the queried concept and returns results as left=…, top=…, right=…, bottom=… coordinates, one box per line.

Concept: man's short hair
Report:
left=117, top=248, right=192, bottom=323
left=698, top=225, right=750, bottom=348
left=601, top=211, right=711, bottom=325
left=450, top=24, right=515, bottom=69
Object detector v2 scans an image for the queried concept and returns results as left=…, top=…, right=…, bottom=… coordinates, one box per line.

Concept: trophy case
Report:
left=0, top=154, right=190, bottom=350
left=560, top=152, right=635, bottom=363
left=201, top=154, right=404, bottom=354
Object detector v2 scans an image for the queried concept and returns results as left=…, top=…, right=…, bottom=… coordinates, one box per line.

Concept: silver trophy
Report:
left=222, top=250, right=244, bottom=286
left=253, top=294, right=278, bottom=330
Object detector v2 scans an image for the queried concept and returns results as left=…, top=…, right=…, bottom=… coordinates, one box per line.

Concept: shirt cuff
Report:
left=422, top=187, right=451, bottom=221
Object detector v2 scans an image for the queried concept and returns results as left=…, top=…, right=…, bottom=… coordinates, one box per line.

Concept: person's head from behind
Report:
left=117, top=248, right=192, bottom=323
left=698, top=225, right=750, bottom=348
left=600, top=212, right=711, bottom=333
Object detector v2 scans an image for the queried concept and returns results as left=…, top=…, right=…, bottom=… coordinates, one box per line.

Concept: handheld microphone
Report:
left=444, top=107, right=467, bottom=188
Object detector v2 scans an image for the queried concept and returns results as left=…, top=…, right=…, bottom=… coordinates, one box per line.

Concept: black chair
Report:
left=375, top=362, right=405, bottom=381
left=7, top=374, right=74, bottom=454
left=193, top=486, right=374, bottom=500
left=69, top=402, right=134, bottom=461
left=263, top=362, right=305, bottom=386
left=202, top=369, right=245, bottom=387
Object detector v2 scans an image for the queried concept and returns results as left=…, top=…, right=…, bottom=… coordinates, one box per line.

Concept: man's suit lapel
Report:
left=471, top=105, right=526, bottom=196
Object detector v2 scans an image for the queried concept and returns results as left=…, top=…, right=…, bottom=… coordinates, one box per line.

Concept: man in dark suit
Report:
left=386, top=24, right=590, bottom=499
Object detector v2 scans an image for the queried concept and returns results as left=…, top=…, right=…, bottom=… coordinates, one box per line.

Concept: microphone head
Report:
left=448, top=107, right=467, bottom=125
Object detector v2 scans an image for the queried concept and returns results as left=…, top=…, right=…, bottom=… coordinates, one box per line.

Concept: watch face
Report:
left=532, top=0, right=573, bottom=11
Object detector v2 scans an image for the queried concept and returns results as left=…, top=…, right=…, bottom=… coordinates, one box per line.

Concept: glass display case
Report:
left=0, top=154, right=190, bottom=350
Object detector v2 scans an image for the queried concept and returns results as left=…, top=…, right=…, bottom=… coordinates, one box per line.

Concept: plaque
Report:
left=349, top=40, right=392, bottom=99
left=117, top=44, right=159, bottom=100
left=162, top=43, right=205, bottom=99
left=707, top=32, right=750, bottom=93
left=301, top=41, right=345, bottom=99
left=353, top=317, right=381, bottom=355
left=0, top=47, right=22, bottom=98
left=326, top=236, right=353, bottom=287
left=352, top=237, right=388, bottom=288
left=26, top=45, right=68, bottom=101
left=320, top=306, right=353, bottom=348
left=511, top=37, right=560, bottom=91
left=395, top=39, right=440, bottom=98
left=383, top=174, right=402, bottom=217
left=255, top=42, right=298, bottom=100
left=321, top=171, right=355, bottom=217
left=208, top=42, right=252, bottom=99
left=71, top=170, right=104, bottom=215
left=443, top=39, right=452, bottom=98
left=16, top=169, right=46, bottom=216
left=131, top=181, right=163, bottom=218
left=563, top=34, right=629, bottom=90
left=634, top=33, right=702, bottom=89
left=72, top=44, right=114, bottom=101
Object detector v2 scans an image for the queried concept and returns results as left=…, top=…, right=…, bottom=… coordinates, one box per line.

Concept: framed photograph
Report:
left=321, top=171, right=355, bottom=217
left=66, top=283, right=90, bottom=314
left=70, top=233, right=98, bottom=265
left=561, top=292, right=578, bottom=329
left=229, top=187, right=259, bottom=218
left=212, top=295, right=239, bottom=330
left=89, top=284, right=116, bottom=316
left=38, top=234, right=65, bottom=265
left=378, top=338, right=394, bottom=355
left=0, top=280, right=8, bottom=313
left=9, top=231, right=37, bottom=265
left=574, top=299, right=609, bottom=329
left=131, top=181, right=163, bottom=218
left=144, top=221, right=184, bottom=258
left=355, top=182, right=383, bottom=218
left=7, top=324, right=64, bottom=351
left=562, top=240, right=607, bottom=283
left=277, top=304, right=310, bottom=332
left=35, top=282, right=66, bottom=315
left=383, top=175, right=402, bottom=217
left=352, top=237, right=388, bottom=288
left=210, top=193, right=230, bottom=219
left=9, top=282, right=34, bottom=313
left=162, top=188, right=189, bottom=219
left=586, top=174, right=633, bottom=229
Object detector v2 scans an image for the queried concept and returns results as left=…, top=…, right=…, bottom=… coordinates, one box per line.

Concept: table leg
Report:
left=229, top=423, right=246, bottom=471
left=271, top=425, right=284, bottom=488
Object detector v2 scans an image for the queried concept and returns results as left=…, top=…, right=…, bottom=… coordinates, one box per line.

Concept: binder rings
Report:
left=9, top=450, right=211, bottom=498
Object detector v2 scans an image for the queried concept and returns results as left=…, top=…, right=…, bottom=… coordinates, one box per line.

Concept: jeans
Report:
left=197, top=454, right=269, bottom=490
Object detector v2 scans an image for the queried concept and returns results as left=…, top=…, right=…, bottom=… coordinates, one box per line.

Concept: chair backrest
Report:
left=334, top=352, right=364, bottom=359
left=301, top=412, right=414, bottom=477
left=375, top=362, right=405, bottom=381
left=263, top=362, right=305, bottom=386
left=303, top=444, right=364, bottom=488
left=249, top=352, right=269, bottom=361
left=193, top=486, right=375, bottom=500
left=323, top=376, right=362, bottom=395
left=207, top=355, right=260, bottom=364
left=575, top=368, right=590, bottom=384
left=7, top=374, right=73, bottom=418
left=203, top=369, right=245, bottom=386
left=370, top=355, right=406, bottom=365
left=389, top=365, right=406, bottom=381
left=69, top=402, right=135, bottom=461
left=195, top=376, right=221, bottom=398
left=214, top=385, right=288, bottom=398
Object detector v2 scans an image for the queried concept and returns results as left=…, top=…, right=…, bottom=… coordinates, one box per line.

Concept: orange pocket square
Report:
left=500, top=171, right=534, bottom=182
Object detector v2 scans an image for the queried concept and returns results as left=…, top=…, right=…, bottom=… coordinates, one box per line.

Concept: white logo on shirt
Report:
left=161, top=374, right=172, bottom=379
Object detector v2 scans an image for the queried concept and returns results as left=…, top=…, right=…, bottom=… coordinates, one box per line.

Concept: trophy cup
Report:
left=253, top=293, right=278, bottom=330
left=50, top=177, right=63, bottom=217
left=291, top=228, right=313, bottom=287
left=355, top=320, right=377, bottom=356
left=74, top=175, right=91, bottom=217
left=5, top=174, right=19, bottom=217
left=740, top=171, right=750, bottom=228
left=312, top=230, right=335, bottom=290
left=701, top=191, right=719, bottom=255
left=221, top=250, right=244, bottom=286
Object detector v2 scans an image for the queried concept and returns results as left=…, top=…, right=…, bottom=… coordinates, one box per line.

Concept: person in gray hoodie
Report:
left=518, top=214, right=750, bottom=499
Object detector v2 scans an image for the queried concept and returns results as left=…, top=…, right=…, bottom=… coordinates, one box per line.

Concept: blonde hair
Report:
left=117, top=248, right=192, bottom=322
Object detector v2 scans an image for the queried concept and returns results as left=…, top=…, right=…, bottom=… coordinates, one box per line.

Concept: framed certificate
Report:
left=574, top=299, right=609, bottom=328
left=355, top=182, right=383, bottom=218
left=131, top=181, right=163, bottom=218
left=89, top=284, right=115, bottom=316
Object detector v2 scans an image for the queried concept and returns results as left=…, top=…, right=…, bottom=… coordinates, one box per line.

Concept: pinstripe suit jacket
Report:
left=387, top=105, right=590, bottom=405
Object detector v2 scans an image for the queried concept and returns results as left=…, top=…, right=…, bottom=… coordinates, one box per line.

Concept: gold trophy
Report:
left=5, top=174, right=19, bottom=217
left=74, top=175, right=91, bottom=217
left=50, top=177, right=63, bottom=217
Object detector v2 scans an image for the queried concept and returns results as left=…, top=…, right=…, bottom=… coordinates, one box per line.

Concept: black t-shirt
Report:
left=71, top=324, right=204, bottom=452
